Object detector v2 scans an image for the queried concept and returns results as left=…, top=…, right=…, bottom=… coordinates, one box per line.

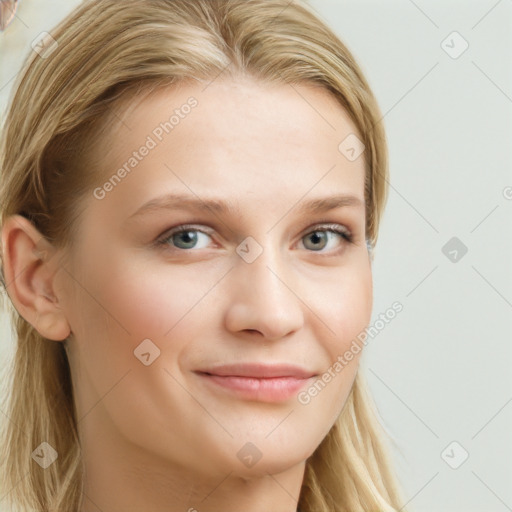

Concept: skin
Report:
left=2, top=75, right=372, bottom=512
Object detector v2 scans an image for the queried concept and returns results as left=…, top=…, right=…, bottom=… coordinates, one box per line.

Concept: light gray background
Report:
left=1, top=1, right=511, bottom=511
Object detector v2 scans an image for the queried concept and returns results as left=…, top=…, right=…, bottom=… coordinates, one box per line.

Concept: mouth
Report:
left=194, top=371, right=316, bottom=403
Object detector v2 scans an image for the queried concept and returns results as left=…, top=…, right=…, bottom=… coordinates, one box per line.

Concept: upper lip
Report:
left=195, top=363, right=317, bottom=379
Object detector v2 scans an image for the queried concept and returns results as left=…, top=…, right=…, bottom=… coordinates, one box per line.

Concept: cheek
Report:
left=82, top=253, right=212, bottom=336
left=341, top=273, right=373, bottom=342
left=314, top=261, right=373, bottom=351
left=65, top=253, right=211, bottom=415
left=294, top=263, right=372, bottom=435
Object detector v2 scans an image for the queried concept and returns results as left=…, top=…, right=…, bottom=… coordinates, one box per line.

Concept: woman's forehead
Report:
left=104, top=77, right=359, bottom=140
left=93, top=78, right=364, bottom=180
left=84, top=79, right=366, bottom=225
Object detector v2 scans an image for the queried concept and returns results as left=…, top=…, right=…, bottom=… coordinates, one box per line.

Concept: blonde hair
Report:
left=0, top=0, right=406, bottom=510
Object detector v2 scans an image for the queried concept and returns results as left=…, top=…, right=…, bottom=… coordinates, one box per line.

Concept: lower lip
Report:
left=196, top=373, right=314, bottom=402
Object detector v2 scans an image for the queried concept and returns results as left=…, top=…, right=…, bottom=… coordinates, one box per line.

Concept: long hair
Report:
left=0, top=1, right=406, bottom=510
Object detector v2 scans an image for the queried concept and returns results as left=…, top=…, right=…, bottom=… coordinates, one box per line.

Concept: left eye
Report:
left=157, top=224, right=352, bottom=253
left=299, top=227, right=352, bottom=252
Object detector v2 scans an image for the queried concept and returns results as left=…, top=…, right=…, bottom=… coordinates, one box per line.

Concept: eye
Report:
left=155, top=223, right=353, bottom=254
left=299, top=224, right=353, bottom=253
left=157, top=225, right=213, bottom=250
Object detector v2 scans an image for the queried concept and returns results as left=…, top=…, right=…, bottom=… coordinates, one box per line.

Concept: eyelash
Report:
left=155, top=222, right=354, bottom=255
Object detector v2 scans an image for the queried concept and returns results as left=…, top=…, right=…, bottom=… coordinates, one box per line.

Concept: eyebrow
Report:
left=127, top=192, right=364, bottom=221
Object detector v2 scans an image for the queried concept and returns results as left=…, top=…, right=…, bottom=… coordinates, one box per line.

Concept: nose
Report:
left=223, top=244, right=305, bottom=341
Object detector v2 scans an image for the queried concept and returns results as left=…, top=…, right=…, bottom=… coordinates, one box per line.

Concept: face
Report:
left=57, top=76, right=372, bottom=482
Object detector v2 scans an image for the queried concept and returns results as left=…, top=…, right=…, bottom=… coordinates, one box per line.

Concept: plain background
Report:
left=1, top=1, right=511, bottom=511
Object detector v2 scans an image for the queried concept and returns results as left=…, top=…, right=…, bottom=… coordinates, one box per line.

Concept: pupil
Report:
left=307, top=232, right=326, bottom=250
left=176, top=231, right=196, bottom=247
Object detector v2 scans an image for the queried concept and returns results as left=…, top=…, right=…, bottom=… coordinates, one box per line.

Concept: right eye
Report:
left=156, top=225, right=214, bottom=251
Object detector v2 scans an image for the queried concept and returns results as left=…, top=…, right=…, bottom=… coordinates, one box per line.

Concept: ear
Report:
left=366, top=239, right=374, bottom=266
left=1, top=214, right=71, bottom=341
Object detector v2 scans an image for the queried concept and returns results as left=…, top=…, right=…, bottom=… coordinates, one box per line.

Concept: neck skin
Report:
left=78, top=403, right=305, bottom=512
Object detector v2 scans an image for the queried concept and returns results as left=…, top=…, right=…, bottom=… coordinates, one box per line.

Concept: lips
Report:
left=194, top=363, right=317, bottom=379
left=194, top=363, right=317, bottom=402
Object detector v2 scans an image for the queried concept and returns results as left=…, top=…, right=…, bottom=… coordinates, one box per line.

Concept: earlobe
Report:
left=366, top=239, right=374, bottom=266
left=1, top=214, right=71, bottom=341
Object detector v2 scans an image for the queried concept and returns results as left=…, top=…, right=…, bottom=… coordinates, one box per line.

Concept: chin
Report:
left=232, top=457, right=306, bottom=480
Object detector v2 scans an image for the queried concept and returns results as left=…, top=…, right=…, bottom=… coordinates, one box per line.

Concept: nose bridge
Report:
left=237, top=232, right=289, bottom=295
left=226, top=234, right=304, bottom=339
left=247, top=253, right=283, bottom=297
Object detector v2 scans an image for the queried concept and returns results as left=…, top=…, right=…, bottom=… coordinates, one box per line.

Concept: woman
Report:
left=0, top=0, right=407, bottom=510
